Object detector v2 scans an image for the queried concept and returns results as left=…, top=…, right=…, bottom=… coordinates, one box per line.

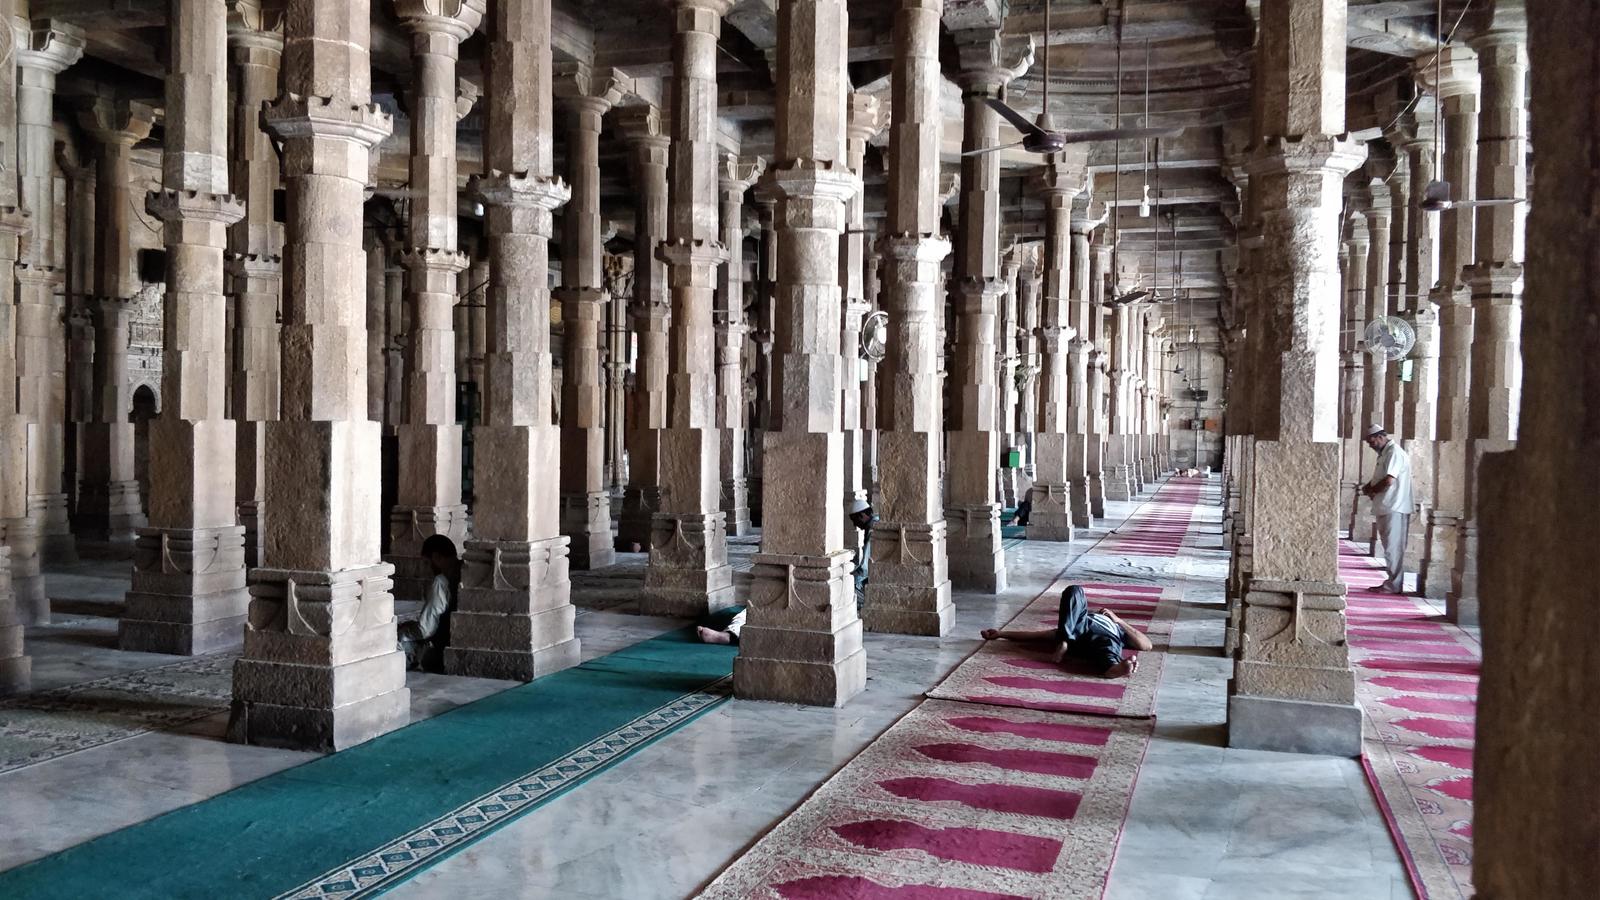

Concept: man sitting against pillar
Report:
left=980, top=585, right=1153, bottom=678
left=397, top=535, right=462, bottom=672
left=697, top=500, right=875, bottom=645
left=1361, top=424, right=1414, bottom=594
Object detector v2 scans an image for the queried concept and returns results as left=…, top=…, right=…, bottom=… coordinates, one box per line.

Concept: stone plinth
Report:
left=736, top=552, right=866, bottom=706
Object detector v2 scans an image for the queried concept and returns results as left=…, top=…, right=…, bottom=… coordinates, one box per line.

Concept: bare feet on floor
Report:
left=696, top=626, right=733, bottom=645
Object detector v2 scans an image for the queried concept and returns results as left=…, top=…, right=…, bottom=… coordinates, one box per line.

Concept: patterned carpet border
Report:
left=281, top=678, right=733, bottom=900
left=1342, top=542, right=1479, bottom=900
left=0, top=652, right=236, bottom=775
left=695, top=699, right=1155, bottom=900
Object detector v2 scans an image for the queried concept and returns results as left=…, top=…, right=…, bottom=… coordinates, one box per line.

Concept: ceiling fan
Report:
left=1107, top=11, right=1152, bottom=307
left=1416, top=0, right=1523, bottom=213
left=964, top=0, right=1183, bottom=158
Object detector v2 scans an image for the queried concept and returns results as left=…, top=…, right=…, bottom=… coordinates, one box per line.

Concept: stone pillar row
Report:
left=0, top=0, right=33, bottom=692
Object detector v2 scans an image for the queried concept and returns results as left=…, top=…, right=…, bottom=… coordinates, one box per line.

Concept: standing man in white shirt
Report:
left=1360, top=424, right=1413, bottom=593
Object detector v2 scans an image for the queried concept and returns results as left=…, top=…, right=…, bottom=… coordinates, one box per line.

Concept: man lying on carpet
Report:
left=697, top=499, right=876, bottom=645
left=979, top=585, right=1153, bottom=678
left=397, top=534, right=461, bottom=672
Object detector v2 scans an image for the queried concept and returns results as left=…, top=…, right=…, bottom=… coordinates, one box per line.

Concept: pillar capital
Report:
left=469, top=170, right=569, bottom=234
left=226, top=0, right=285, bottom=44
left=1417, top=45, right=1478, bottom=99
left=12, top=18, right=85, bottom=77
left=1037, top=153, right=1089, bottom=202
left=145, top=190, right=247, bottom=227
left=554, top=62, right=630, bottom=119
left=672, top=0, right=734, bottom=19
left=952, top=29, right=1034, bottom=95
left=845, top=93, right=884, bottom=145
left=719, top=153, right=766, bottom=197
left=76, top=98, right=155, bottom=147
left=262, top=94, right=393, bottom=158
left=937, top=171, right=961, bottom=208
left=393, top=0, right=485, bottom=45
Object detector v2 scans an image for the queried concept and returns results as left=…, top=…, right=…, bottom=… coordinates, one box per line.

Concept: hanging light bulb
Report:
left=1138, top=182, right=1151, bottom=217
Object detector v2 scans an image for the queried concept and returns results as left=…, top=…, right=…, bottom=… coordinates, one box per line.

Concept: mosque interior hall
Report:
left=0, top=0, right=1593, bottom=897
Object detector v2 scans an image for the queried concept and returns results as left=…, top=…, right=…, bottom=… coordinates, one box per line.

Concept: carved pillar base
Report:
left=120, top=525, right=249, bottom=655
left=1422, top=511, right=1462, bottom=602
left=446, top=536, right=580, bottom=681
left=1447, top=521, right=1479, bottom=627
left=720, top=476, right=751, bottom=538
left=0, top=514, right=43, bottom=626
left=1086, top=437, right=1106, bottom=519
left=0, top=539, right=30, bottom=695
left=237, top=420, right=268, bottom=569
left=1223, top=536, right=1252, bottom=658
left=734, top=551, right=867, bottom=707
left=617, top=484, right=661, bottom=550
left=1227, top=578, right=1360, bottom=757
left=862, top=521, right=953, bottom=636
left=75, top=481, right=146, bottom=544
left=239, top=501, right=265, bottom=570
left=33, top=494, right=76, bottom=563
left=229, top=563, right=409, bottom=752
left=642, top=512, right=735, bottom=617
left=386, top=503, right=470, bottom=601
left=944, top=503, right=1006, bottom=594
left=1025, top=482, right=1074, bottom=543
left=560, top=492, right=616, bottom=570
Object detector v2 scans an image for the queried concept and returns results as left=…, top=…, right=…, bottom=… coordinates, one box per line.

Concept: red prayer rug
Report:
left=696, top=700, right=1153, bottom=900
left=1340, top=542, right=1479, bottom=900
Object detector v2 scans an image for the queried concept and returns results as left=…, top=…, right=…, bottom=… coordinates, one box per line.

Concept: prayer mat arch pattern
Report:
left=1342, top=542, right=1480, bottom=900
left=699, top=479, right=1204, bottom=899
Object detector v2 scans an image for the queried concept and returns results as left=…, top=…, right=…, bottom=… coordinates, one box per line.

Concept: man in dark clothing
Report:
left=980, top=584, right=1153, bottom=678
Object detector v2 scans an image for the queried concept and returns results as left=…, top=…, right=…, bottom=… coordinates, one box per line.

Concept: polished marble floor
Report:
left=0, top=483, right=1408, bottom=899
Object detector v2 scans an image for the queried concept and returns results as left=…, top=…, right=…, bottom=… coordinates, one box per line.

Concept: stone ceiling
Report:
left=36, top=0, right=1455, bottom=308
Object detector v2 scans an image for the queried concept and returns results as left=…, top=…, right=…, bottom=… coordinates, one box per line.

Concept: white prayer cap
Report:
left=849, top=497, right=871, bottom=514
left=1364, top=423, right=1386, bottom=438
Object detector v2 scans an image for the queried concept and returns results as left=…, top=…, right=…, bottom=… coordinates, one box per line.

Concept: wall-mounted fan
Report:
left=965, top=0, right=1181, bottom=158
left=861, top=310, right=889, bottom=362
left=1363, top=316, right=1416, bottom=361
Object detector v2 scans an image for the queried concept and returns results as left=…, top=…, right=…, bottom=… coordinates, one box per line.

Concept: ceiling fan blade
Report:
left=1058, top=125, right=1185, bottom=144
left=984, top=97, right=1048, bottom=139
left=961, top=139, right=1030, bottom=157
left=1453, top=197, right=1527, bottom=208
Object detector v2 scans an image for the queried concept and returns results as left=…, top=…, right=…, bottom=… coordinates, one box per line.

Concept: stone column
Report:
left=0, top=0, right=34, bottom=690
left=1381, top=153, right=1409, bottom=438
left=616, top=106, right=669, bottom=551
left=1087, top=239, right=1111, bottom=518
left=996, top=248, right=1020, bottom=507
left=859, top=217, right=882, bottom=498
left=864, top=0, right=953, bottom=637
left=1015, top=245, right=1040, bottom=489
left=120, top=0, right=249, bottom=655
left=945, top=29, right=1028, bottom=590
left=1105, top=299, right=1136, bottom=501
left=1340, top=212, right=1370, bottom=535
left=1026, top=158, right=1083, bottom=542
left=383, top=249, right=406, bottom=428
left=644, top=0, right=734, bottom=616
left=735, top=0, right=865, bottom=705
left=1452, top=15, right=1526, bottom=627
left=447, top=0, right=575, bottom=680
left=58, top=139, right=94, bottom=471
left=387, top=0, right=482, bottom=599
left=1475, top=2, right=1598, bottom=892
left=716, top=153, right=763, bottom=538
left=1066, top=214, right=1095, bottom=527
left=553, top=64, right=622, bottom=570
left=841, top=93, right=879, bottom=556
left=228, top=2, right=284, bottom=572
left=1227, top=0, right=1366, bottom=757
left=602, top=252, right=631, bottom=496
left=76, top=99, right=154, bottom=544
left=1423, top=47, right=1478, bottom=606
left=230, top=0, right=407, bottom=751
left=1398, top=105, right=1440, bottom=586
left=13, top=19, right=83, bottom=568
left=1355, top=175, right=1392, bottom=549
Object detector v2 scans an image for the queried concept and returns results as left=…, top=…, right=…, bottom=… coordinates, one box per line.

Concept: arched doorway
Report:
left=130, top=384, right=157, bottom=516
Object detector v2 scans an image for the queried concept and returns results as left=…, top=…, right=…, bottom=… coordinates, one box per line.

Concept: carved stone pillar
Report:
left=1086, top=239, right=1111, bottom=517
left=1355, top=176, right=1392, bottom=551
left=603, top=253, right=632, bottom=496
left=1066, top=214, right=1095, bottom=528
left=120, top=0, right=249, bottom=656
left=644, top=0, right=735, bottom=616
left=1398, top=107, right=1440, bottom=583
left=1227, top=0, right=1366, bottom=757
left=230, top=0, right=408, bottom=750
left=996, top=248, right=1020, bottom=508
left=1340, top=212, right=1370, bottom=536
left=1421, top=47, right=1479, bottom=607
left=227, top=2, right=284, bottom=572
left=1453, top=16, right=1527, bottom=627
left=616, top=107, right=669, bottom=550
left=554, top=64, right=623, bottom=570
left=1381, top=152, right=1410, bottom=439
left=840, top=94, right=879, bottom=556
left=1027, top=158, right=1083, bottom=542
left=864, top=0, right=953, bottom=636
left=945, top=29, right=1027, bottom=591
left=76, top=99, right=154, bottom=545
left=0, top=8, right=34, bottom=690
left=1015, top=245, right=1040, bottom=490
left=735, top=0, right=865, bottom=706
left=387, top=0, right=483, bottom=599
left=716, top=153, right=763, bottom=538
left=14, top=19, right=83, bottom=569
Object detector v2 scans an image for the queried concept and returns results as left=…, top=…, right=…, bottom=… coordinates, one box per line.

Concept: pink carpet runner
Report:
left=699, top=481, right=1205, bottom=899
left=1340, top=542, right=1480, bottom=900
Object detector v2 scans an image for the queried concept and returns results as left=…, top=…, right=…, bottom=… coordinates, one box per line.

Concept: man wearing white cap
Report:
left=1360, top=424, right=1413, bottom=593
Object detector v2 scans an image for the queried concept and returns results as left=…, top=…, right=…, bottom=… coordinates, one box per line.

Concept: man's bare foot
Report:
left=1366, top=584, right=1389, bottom=593
left=981, top=628, right=999, bottom=640
left=696, top=626, right=733, bottom=645
left=1050, top=642, right=1069, bottom=665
